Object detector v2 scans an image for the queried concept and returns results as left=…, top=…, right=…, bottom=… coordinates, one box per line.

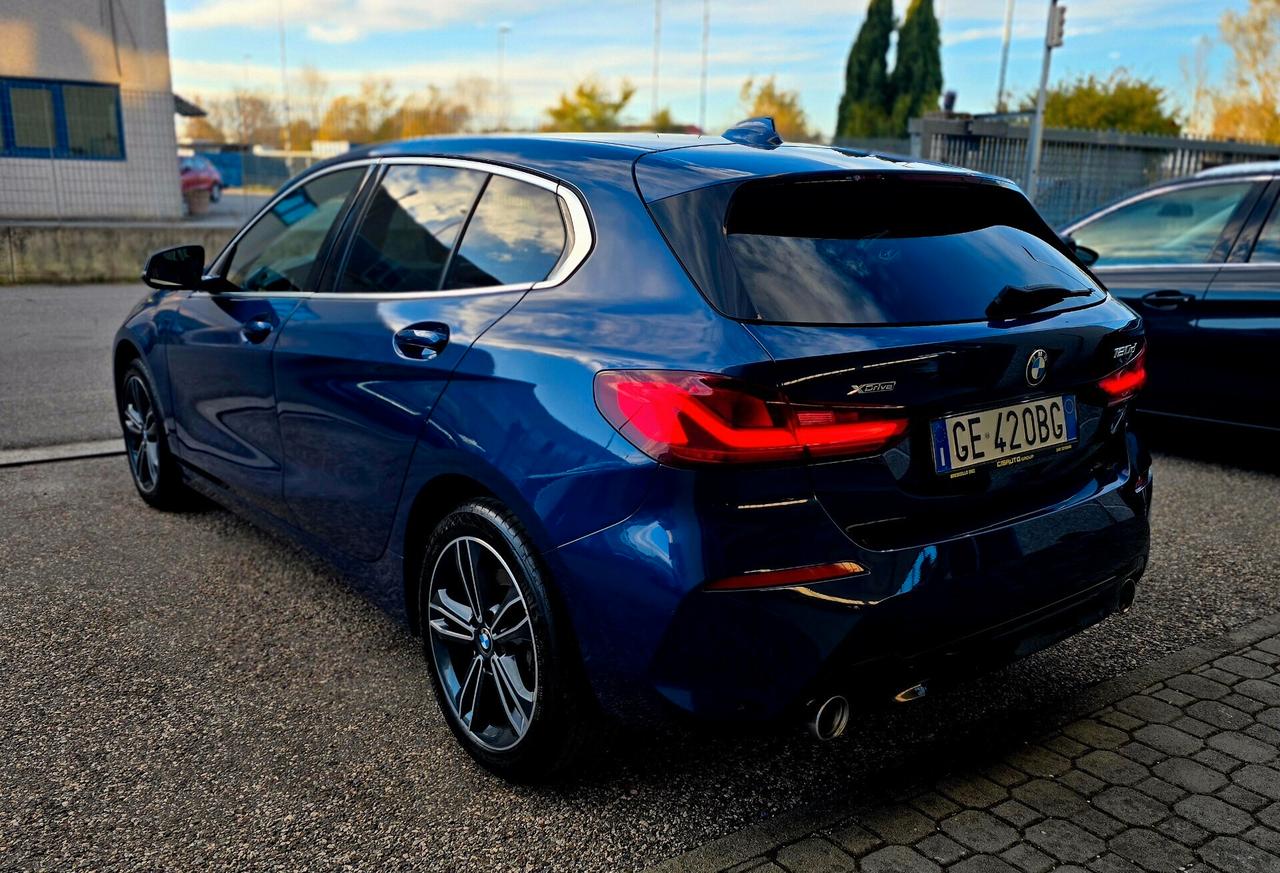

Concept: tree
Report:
left=542, top=78, right=636, bottom=132
left=1018, top=72, right=1182, bottom=135
left=889, top=0, right=942, bottom=135
left=649, top=107, right=687, bottom=133
left=835, top=0, right=895, bottom=139
left=1210, top=0, right=1280, bottom=143
left=740, top=76, right=815, bottom=141
left=387, top=85, right=471, bottom=138
left=297, top=65, right=330, bottom=131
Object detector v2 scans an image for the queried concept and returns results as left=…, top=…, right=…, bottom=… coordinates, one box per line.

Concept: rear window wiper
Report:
left=986, top=284, right=1098, bottom=319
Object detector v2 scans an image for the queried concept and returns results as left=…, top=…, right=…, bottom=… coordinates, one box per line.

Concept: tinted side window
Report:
left=445, top=175, right=567, bottom=289
left=339, top=165, right=486, bottom=293
left=225, top=167, right=363, bottom=292
left=1248, top=198, right=1280, bottom=263
left=1072, top=182, right=1253, bottom=267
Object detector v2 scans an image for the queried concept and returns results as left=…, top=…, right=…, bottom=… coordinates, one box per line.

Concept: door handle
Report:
left=242, top=319, right=274, bottom=343
left=1141, top=289, right=1197, bottom=310
left=394, top=323, right=450, bottom=360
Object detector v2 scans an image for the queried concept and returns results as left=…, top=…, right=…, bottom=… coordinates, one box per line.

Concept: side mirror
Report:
left=1059, top=234, right=1100, bottom=268
left=142, top=245, right=206, bottom=290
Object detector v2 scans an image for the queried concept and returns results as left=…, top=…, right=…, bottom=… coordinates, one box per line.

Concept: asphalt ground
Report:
left=0, top=283, right=149, bottom=450
left=2, top=430, right=1278, bottom=871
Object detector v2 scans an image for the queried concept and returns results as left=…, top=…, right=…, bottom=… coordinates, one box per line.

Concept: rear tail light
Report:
left=1098, top=347, right=1147, bottom=405
left=593, top=370, right=908, bottom=466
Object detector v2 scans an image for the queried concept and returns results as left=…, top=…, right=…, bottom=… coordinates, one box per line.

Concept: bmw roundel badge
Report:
left=1026, top=349, right=1048, bottom=386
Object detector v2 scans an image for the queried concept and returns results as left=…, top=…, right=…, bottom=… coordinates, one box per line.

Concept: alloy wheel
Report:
left=122, top=374, right=161, bottom=494
left=427, top=536, right=538, bottom=751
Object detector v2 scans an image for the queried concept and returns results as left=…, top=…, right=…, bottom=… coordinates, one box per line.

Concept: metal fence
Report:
left=909, top=116, right=1280, bottom=227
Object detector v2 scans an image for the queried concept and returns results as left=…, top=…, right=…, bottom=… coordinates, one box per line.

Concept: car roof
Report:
left=305, top=132, right=1002, bottom=199
left=1195, top=160, right=1280, bottom=179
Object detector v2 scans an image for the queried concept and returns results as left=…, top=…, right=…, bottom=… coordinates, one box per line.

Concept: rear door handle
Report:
left=1141, top=289, right=1197, bottom=310
left=394, top=323, right=450, bottom=360
left=242, top=319, right=274, bottom=343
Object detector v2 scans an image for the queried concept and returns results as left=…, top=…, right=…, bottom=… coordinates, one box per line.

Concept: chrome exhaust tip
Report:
left=894, top=682, right=929, bottom=703
left=1117, top=577, right=1137, bottom=614
left=808, top=695, right=851, bottom=741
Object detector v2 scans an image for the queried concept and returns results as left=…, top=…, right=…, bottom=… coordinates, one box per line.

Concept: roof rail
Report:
left=722, top=117, right=783, bottom=149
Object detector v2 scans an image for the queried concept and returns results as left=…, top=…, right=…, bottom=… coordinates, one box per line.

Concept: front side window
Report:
left=224, top=167, right=364, bottom=293
left=445, top=175, right=568, bottom=289
left=339, top=165, right=486, bottom=293
left=1071, top=182, right=1253, bottom=267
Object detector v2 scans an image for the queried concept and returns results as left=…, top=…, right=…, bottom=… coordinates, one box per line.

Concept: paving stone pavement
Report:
left=650, top=614, right=1280, bottom=873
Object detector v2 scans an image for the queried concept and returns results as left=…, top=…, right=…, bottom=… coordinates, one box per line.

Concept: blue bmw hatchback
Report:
left=116, top=124, right=1153, bottom=779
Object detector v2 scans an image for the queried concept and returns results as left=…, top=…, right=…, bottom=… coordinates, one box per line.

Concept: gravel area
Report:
left=1, top=439, right=1277, bottom=871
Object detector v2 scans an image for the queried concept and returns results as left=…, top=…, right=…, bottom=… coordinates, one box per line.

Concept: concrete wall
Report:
left=0, top=223, right=236, bottom=284
left=0, top=0, right=183, bottom=220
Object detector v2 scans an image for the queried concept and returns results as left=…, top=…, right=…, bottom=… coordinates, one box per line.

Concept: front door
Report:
left=168, top=165, right=366, bottom=515
left=274, top=162, right=573, bottom=561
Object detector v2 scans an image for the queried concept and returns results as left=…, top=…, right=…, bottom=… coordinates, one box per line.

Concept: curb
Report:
left=0, top=439, right=125, bottom=468
left=645, top=611, right=1280, bottom=873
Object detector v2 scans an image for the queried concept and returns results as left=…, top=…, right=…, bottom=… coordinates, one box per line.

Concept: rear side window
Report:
left=445, top=175, right=568, bottom=289
left=650, top=175, right=1100, bottom=326
left=340, top=165, right=486, bottom=293
left=1071, top=182, right=1253, bottom=266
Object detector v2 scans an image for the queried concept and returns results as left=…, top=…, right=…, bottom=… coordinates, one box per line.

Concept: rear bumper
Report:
left=547, top=436, right=1153, bottom=724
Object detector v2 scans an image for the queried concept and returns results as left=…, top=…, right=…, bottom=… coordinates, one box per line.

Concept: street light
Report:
left=651, top=0, right=662, bottom=120
left=996, top=0, right=1015, bottom=111
left=497, top=23, right=511, bottom=131
left=699, top=0, right=710, bottom=133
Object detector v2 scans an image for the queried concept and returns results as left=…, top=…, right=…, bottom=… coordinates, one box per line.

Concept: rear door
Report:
left=273, top=160, right=574, bottom=561
left=168, top=164, right=366, bottom=516
left=1197, top=178, right=1280, bottom=429
left=1065, top=178, right=1265, bottom=418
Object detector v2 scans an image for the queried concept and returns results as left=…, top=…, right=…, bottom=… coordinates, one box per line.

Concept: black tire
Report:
left=118, top=360, right=195, bottom=511
left=209, top=184, right=222, bottom=203
left=418, top=498, right=589, bottom=781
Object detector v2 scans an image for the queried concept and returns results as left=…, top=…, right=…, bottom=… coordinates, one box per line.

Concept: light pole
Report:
left=497, top=23, right=511, bottom=131
left=651, top=0, right=662, bottom=120
left=699, top=0, right=710, bottom=133
left=278, top=0, right=291, bottom=151
left=1025, top=0, right=1066, bottom=203
left=996, top=0, right=1015, bottom=111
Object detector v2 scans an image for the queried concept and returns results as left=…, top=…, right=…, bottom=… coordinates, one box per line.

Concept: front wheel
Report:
left=419, top=499, right=589, bottom=781
left=209, top=183, right=222, bottom=203
left=118, top=361, right=194, bottom=510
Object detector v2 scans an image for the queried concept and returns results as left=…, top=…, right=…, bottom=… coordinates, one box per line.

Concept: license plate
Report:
left=931, top=395, right=1077, bottom=475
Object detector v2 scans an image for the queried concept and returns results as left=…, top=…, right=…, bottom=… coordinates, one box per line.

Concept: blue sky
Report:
left=164, top=0, right=1243, bottom=137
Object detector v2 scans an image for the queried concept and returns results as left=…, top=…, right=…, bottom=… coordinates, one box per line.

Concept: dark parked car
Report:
left=179, top=154, right=223, bottom=202
left=1063, top=161, right=1280, bottom=431
left=117, top=125, right=1152, bottom=780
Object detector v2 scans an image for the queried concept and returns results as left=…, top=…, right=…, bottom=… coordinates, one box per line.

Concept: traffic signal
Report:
left=1047, top=3, right=1067, bottom=48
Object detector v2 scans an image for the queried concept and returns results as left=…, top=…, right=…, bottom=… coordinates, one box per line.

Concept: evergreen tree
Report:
left=835, top=0, right=895, bottom=138
left=888, top=0, right=942, bottom=135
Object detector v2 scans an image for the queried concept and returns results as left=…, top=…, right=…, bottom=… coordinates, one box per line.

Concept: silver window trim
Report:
left=204, top=155, right=593, bottom=300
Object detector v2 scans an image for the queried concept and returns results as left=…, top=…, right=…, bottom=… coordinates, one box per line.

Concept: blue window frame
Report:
left=0, top=77, right=125, bottom=160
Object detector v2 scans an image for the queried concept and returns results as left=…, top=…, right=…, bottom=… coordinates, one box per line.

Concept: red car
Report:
left=179, top=155, right=223, bottom=202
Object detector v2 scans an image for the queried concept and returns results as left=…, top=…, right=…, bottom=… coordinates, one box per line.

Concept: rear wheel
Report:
left=209, top=183, right=222, bottom=203
left=419, top=499, right=588, bottom=781
left=118, top=361, right=194, bottom=510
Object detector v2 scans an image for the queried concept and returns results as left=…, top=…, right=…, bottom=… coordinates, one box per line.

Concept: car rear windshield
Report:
left=648, top=174, right=1103, bottom=325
